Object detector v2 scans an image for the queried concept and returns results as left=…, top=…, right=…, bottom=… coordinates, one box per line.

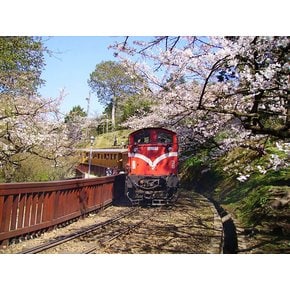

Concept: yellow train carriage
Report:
left=79, top=148, right=128, bottom=171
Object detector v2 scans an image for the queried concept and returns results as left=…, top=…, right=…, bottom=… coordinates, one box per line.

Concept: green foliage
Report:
left=0, top=36, right=45, bottom=94
left=214, top=130, right=230, bottom=143
left=216, top=159, right=289, bottom=235
left=88, top=60, right=149, bottom=128
left=118, top=94, right=154, bottom=123
left=180, top=156, right=202, bottom=188
left=64, top=105, right=87, bottom=123
left=88, top=61, right=138, bottom=105
left=0, top=154, right=78, bottom=182
left=230, top=170, right=289, bottom=228
left=180, top=138, right=289, bottom=238
left=180, top=150, right=221, bottom=192
left=88, top=129, right=132, bottom=148
left=239, top=185, right=271, bottom=225
left=0, top=36, right=54, bottom=181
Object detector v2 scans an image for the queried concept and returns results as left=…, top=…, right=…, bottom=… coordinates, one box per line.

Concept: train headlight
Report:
left=166, top=145, right=172, bottom=152
left=133, top=146, right=138, bottom=153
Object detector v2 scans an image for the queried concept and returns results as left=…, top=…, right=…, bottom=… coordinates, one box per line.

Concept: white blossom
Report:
left=110, top=36, right=289, bottom=175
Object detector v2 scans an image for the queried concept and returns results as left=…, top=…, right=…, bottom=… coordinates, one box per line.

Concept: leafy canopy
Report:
left=64, top=105, right=87, bottom=123
left=88, top=60, right=140, bottom=105
left=0, top=36, right=45, bottom=95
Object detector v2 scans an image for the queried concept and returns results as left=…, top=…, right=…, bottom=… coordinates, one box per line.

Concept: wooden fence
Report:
left=0, top=176, right=119, bottom=247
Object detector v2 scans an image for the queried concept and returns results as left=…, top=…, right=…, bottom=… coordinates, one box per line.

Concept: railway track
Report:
left=82, top=216, right=153, bottom=254
left=18, top=208, right=140, bottom=254
left=41, top=207, right=161, bottom=254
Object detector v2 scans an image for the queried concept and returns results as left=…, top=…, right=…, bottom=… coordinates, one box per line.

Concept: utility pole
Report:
left=86, top=92, right=91, bottom=116
left=106, top=114, right=109, bottom=133
left=85, top=92, right=91, bottom=139
left=88, top=135, right=95, bottom=177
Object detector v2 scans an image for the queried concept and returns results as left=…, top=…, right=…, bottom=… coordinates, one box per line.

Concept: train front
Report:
left=126, top=128, right=179, bottom=205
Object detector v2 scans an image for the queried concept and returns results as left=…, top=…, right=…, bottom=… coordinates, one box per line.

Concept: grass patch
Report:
left=180, top=139, right=289, bottom=253
left=83, top=129, right=132, bottom=148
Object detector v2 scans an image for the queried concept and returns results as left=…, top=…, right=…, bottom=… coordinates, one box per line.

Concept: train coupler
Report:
left=152, top=199, right=167, bottom=206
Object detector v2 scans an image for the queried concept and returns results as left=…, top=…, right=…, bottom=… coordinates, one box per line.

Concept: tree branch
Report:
left=197, top=56, right=230, bottom=109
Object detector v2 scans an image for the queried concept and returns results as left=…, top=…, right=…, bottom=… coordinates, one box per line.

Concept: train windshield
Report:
left=157, top=131, right=173, bottom=144
left=133, top=131, right=151, bottom=144
left=132, top=129, right=174, bottom=144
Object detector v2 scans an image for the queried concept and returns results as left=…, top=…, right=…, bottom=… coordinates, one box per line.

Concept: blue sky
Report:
left=39, top=36, right=127, bottom=116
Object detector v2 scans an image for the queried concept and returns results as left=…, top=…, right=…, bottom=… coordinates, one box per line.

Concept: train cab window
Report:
left=134, top=131, right=150, bottom=144
left=157, top=132, right=173, bottom=144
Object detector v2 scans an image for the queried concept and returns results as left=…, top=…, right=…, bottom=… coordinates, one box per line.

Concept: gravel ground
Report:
left=96, top=192, right=223, bottom=254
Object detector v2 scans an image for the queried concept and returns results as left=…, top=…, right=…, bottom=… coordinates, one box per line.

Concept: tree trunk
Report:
left=286, top=92, right=290, bottom=130
left=111, top=99, right=116, bottom=130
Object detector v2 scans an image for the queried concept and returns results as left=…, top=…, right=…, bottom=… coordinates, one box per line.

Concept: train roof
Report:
left=129, top=127, right=176, bottom=135
left=78, top=148, right=128, bottom=153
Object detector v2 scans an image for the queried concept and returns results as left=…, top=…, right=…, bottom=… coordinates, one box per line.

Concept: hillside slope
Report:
left=180, top=142, right=290, bottom=253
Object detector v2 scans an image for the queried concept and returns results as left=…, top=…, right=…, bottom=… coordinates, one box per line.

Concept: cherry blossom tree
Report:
left=0, top=37, right=78, bottom=182
left=0, top=87, right=78, bottom=181
left=110, top=36, right=289, bottom=178
left=111, top=36, right=289, bottom=139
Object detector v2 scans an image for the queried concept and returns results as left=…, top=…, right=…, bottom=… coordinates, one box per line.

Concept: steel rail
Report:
left=18, top=208, right=138, bottom=254
left=82, top=221, right=144, bottom=254
left=82, top=208, right=162, bottom=254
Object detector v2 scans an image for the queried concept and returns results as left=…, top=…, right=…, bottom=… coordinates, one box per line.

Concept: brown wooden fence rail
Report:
left=0, top=176, right=116, bottom=248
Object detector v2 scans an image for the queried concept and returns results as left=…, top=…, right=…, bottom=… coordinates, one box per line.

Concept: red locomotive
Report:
left=126, top=127, right=179, bottom=205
